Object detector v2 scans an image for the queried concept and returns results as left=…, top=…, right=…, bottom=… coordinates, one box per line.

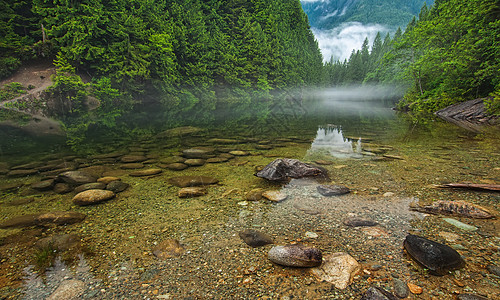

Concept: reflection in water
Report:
left=307, top=125, right=362, bottom=159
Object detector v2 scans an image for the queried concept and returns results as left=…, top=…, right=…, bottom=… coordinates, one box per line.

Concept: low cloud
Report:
left=312, top=22, right=390, bottom=62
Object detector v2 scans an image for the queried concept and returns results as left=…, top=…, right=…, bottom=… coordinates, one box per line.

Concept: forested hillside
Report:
left=324, top=0, right=500, bottom=115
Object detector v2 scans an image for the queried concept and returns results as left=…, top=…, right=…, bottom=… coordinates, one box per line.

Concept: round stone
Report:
left=73, top=189, right=115, bottom=206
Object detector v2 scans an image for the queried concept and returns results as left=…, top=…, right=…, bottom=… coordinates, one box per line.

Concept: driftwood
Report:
left=438, top=183, right=500, bottom=192
left=434, top=97, right=499, bottom=132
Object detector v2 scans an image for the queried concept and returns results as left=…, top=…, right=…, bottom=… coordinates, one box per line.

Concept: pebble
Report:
left=343, top=217, right=378, bottom=227
left=262, top=190, right=288, bottom=202
left=487, top=264, right=500, bottom=276
left=407, top=282, right=423, bottom=294
left=443, top=218, right=478, bottom=231
left=178, top=187, right=206, bottom=198
left=393, top=278, right=409, bottom=298
left=246, top=189, right=263, bottom=201
left=304, top=231, right=318, bottom=239
left=73, top=189, right=116, bottom=206
left=317, top=184, right=350, bottom=196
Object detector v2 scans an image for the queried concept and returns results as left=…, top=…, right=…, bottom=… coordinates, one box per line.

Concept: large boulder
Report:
left=255, top=158, right=327, bottom=182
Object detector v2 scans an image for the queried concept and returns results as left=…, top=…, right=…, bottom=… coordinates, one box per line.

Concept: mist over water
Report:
left=312, top=22, right=391, bottom=62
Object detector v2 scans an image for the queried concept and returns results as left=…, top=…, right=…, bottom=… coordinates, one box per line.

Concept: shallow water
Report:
left=0, top=96, right=499, bottom=299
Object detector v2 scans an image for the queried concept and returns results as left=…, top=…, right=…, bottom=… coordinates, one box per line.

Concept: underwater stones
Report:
left=184, top=159, right=205, bottom=166
left=229, top=150, right=249, bottom=156
left=56, top=170, right=97, bottom=185
left=0, top=211, right=86, bottom=228
left=456, top=294, right=489, bottom=300
left=0, top=182, right=23, bottom=192
left=361, top=287, right=398, bottom=300
left=392, top=278, right=409, bottom=298
left=7, top=169, right=38, bottom=177
left=35, top=234, right=81, bottom=251
left=239, top=229, right=273, bottom=247
left=311, top=252, right=361, bottom=289
left=106, top=180, right=129, bottom=193
left=120, top=163, right=144, bottom=169
left=157, top=126, right=203, bottom=137
left=245, top=189, right=264, bottom=201
left=255, top=158, right=327, bottom=182
left=53, top=183, right=73, bottom=194
left=317, top=184, right=350, bottom=196
left=6, top=197, right=34, bottom=206
left=178, top=187, right=206, bottom=198
left=410, top=200, right=494, bottom=219
left=120, top=155, right=147, bottom=163
left=255, top=144, right=273, bottom=150
left=443, top=218, right=478, bottom=231
left=30, top=179, right=55, bottom=191
left=129, top=168, right=162, bottom=177
left=47, top=279, right=85, bottom=300
left=268, top=244, right=322, bottom=267
left=206, top=157, right=228, bottom=163
left=403, top=234, right=465, bottom=275
left=164, top=163, right=189, bottom=171
left=182, top=147, right=215, bottom=159
left=97, top=176, right=120, bottom=184
left=262, top=190, right=288, bottom=202
left=208, top=138, right=239, bottom=144
left=11, top=162, right=43, bottom=170
left=74, top=182, right=106, bottom=194
left=343, top=217, right=378, bottom=227
left=167, top=176, right=219, bottom=187
left=152, top=239, right=184, bottom=259
left=487, top=264, right=500, bottom=276
left=73, top=189, right=115, bottom=206
left=160, top=156, right=186, bottom=164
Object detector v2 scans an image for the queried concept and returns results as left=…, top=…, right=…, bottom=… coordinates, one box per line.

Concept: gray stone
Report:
left=392, top=278, right=409, bottom=298
left=239, top=229, right=273, bottom=247
left=317, top=184, right=350, bottom=196
left=31, top=179, right=55, bottom=191
left=268, top=244, right=322, bottom=267
left=106, top=181, right=129, bottom=193
left=74, top=182, right=106, bottom=194
left=56, top=171, right=97, bottom=185
left=256, top=158, right=328, bottom=182
left=343, top=217, right=378, bottom=227
left=47, top=279, right=85, bottom=300
left=487, top=264, right=500, bottom=276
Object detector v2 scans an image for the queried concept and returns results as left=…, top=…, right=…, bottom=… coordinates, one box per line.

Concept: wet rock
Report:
left=7, top=169, right=38, bottom=177
left=74, top=182, right=106, bottom=194
left=167, top=176, right=219, bottom=187
left=407, top=282, right=423, bottom=294
left=0, top=211, right=86, bottom=228
left=268, top=244, right=322, bottom=267
left=160, top=156, right=186, bottom=164
left=255, top=158, right=327, bottom=182
left=184, top=159, right=205, bottom=166
left=311, top=252, right=360, bottom=289
left=255, top=144, right=273, bottom=150
left=262, top=190, right=288, bottom=202
left=129, top=168, right=162, bottom=177
left=317, top=184, right=350, bottom=196
left=392, top=278, right=409, bottom=298
left=229, top=150, right=249, bottom=156
left=443, top=218, right=478, bottom=231
left=153, top=239, right=184, bottom=259
left=120, top=163, right=144, bottom=169
left=208, top=138, right=239, bottom=144
left=487, top=264, right=500, bottom=276
left=97, top=176, right=120, bottom=184
left=106, top=181, right=129, bottom=193
left=182, top=148, right=215, bottom=159
left=31, top=179, right=55, bottom=191
left=361, top=287, right=398, bottom=300
left=73, top=189, right=115, bottom=206
left=314, top=160, right=333, bottom=165
left=47, top=279, right=85, bottom=300
left=218, top=153, right=234, bottom=159
left=164, top=163, right=188, bottom=171
left=11, top=162, right=43, bottom=170
left=0, top=182, right=23, bottom=192
left=53, top=183, right=73, bottom=194
left=206, top=157, right=228, bottom=163
left=410, top=200, right=494, bottom=219
left=0, top=213, right=41, bottom=228
left=156, top=126, right=203, bottom=137
left=239, top=229, right=273, bottom=247
left=56, top=171, right=97, bottom=185
left=245, top=189, right=263, bottom=201
left=438, top=231, right=460, bottom=243
left=178, top=187, right=206, bottom=198
left=120, top=155, right=147, bottom=163
left=35, top=234, right=80, bottom=251
left=403, top=234, right=465, bottom=275
left=456, top=294, right=489, bottom=300
left=5, top=197, right=34, bottom=206
left=343, top=217, right=378, bottom=227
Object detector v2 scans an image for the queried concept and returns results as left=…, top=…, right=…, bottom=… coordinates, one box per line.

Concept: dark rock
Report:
left=53, top=183, right=73, bottom=194
left=164, top=163, right=188, bottom=171
left=268, top=244, right=322, bottom=267
left=392, top=278, right=409, bottom=298
left=403, top=234, right=465, bottom=275
left=152, top=239, right=184, bottom=259
left=317, top=184, right=350, bottom=196
left=106, top=181, right=129, bottom=193
left=255, top=158, right=327, bottom=182
left=120, top=155, right=147, bottom=163
left=410, top=200, right=494, bottom=219
left=239, top=229, right=273, bottom=247
left=129, top=168, right=162, bottom=177
left=74, top=182, right=106, bottom=194
left=361, top=287, right=398, bottom=300
left=178, top=187, right=206, bottom=198
left=435, top=97, right=499, bottom=132
left=184, top=159, right=205, bottom=166
left=11, top=162, right=43, bottom=170
left=35, top=234, right=80, bottom=251
left=0, top=211, right=86, bottom=228
left=343, top=217, right=378, bottom=227
left=31, top=179, right=55, bottom=191
left=97, top=176, right=120, bottom=185
left=0, top=182, right=23, bottom=192
left=487, top=264, right=500, bottom=276
left=167, top=176, right=219, bottom=187
left=0, top=213, right=41, bottom=228
left=56, top=171, right=97, bottom=185
left=456, top=294, right=489, bottom=300
left=7, top=169, right=38, bottom=177
left=73, top=189, right=115, bottom=206
left=120, top=163, right=144, bottom=169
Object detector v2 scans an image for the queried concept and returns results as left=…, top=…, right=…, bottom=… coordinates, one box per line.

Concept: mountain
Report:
left=301, top=0, right=435, bottom=30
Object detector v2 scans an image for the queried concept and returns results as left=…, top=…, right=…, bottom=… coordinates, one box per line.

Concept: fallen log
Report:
left=438, top=183, right=500, bottom=192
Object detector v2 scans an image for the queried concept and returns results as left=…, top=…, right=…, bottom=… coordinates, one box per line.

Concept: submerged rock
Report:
left=443, top=218, right=478, bottom=231
left=403, top=234, right=465, bottom=275
left=167, top=176, right=219, bottom=187
left=0, top=211, right=86, bottom=228
left=153, top=239, right=184, bottom=259
left=129, top=168, right=162, bottom=177
left=31, top=179, right=55, bottom=191
left=361, top=287, right=398, bottom=300
left=178, top=187, right=206, bottom=198
left=56, top=171, right=97, bottom=185
left=268, top=244, right=322, bottom=267
left=184, top=159, right=205, bottom=166
left=106, top=181, right=129, bottom=193
left=164, top=163, right=188, bottom=170
left=120, top=155, right=147, bottom=163
left=343, top=217, right=378, bottom=227
left=182, top=148, right=215, bottom=159
left=47, top=279, right=85, bottom=300
left=53, top=183, right=73, bottom=194
left=74, top=182, right=106, bottom=193
left=311, top=252, right=360, bottom=289
left=73, top=189, right=115, bottom=206
left=262, top=190, right=288, bottom=202
left=410, top=200, right=494, bottom=219
left=239, top=229, right=273, bottom=247
left=255, top=158, right=327, bottom=182
left=456, top=294, right=489, bottom=300
left=317, top=184, right=350, bottom=196
left=35, top=234, right=81, bottom=251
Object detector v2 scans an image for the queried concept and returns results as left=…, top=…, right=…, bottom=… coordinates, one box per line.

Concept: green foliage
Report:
left=485, top=93, right=500, bottom=116
left=0, top=82, right=27, bottom=101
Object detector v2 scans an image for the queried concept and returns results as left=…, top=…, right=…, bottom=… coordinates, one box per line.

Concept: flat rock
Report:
left=182, top=148, right=215, bottom=159
left=229, top=150, right=249, bottom=156
left=164, top=163, right=188, bottom=170
left=5, top=197, right=34, bottom=206
left=268, top=244, right=322, bottom=267
left=106, top=181, right=129, bottom=193
left=7, top=169, right=38, bottom=177
left=206, top=157, right=228, bottom=163
left=262, top=190, right=288, bottom=202
left=410, top=200, right=494, bottom=219
left=255, top=158, right=327, bottom=182
left=31, top=179, right=55, bottom=191
left=456, top=294, right=489, bottom=300
left=314, top=160, right=333, bottom=165
left=47, top=279, right=85, bottom=300
left=393, top=278, right=409, bottom=298
left=160, top=156, right=185, bottom=164
left=246, top=189, right=263, bottom=201
left=153, top=239, right=184, bottom=259
left=361, top=287, right=398, bottom=300
left=343, top=217, right=378, bottom=227
left=208, top=138, right=239, bottom=144
left=167, top=176, right=219, bottom=187
left=11, top=162, right=43, bottom=170
left=178, top=187, right=206, bottom=198
left=311, top=252, right=361, bottom=289
left=120, top=163, right=144, bottom=169
left=56, top=171, right=97, bottom=185
left=0, top=211, right=86, bottom=228
left=97, top=176, right=121, bottom=184
left=403, top=234, right=465, bottom=275
left=73, top=189, right=115, bottom=206
left=53, top=183, right=73, bottom=194
left=239, top=229, right=273, bottom=247
left=184, top=159, right=205, bottom=166
left=317, top=184, right=350, bottom=196
left=487, top=264, right=500, bottom=276
left=35, top=234, right=80, bottom=251
left=120, top=155, right=147, bottom=163
left=129, top=168, right=162, bottom=177
left=0, top=213, right=41, bottom=228
left=443, top=218, right=478, bottom=231
left=0, top=182, right=23, bottom=192
left=74, top=182, right=106, bottom=194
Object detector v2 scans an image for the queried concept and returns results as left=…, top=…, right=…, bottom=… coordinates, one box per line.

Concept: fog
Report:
left=312, top=22, right=390, bottom=62
left=305, top=85, right=404, bottom=101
